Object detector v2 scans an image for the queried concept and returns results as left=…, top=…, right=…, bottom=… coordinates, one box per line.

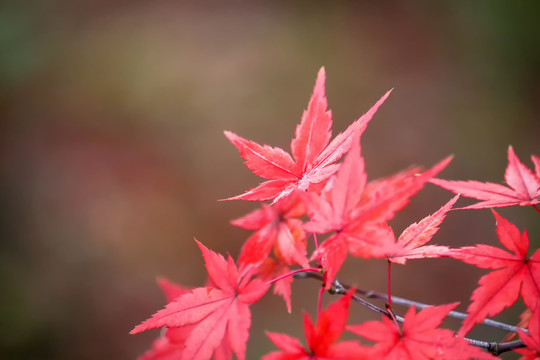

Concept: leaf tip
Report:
left=317, top=66, right=326, bottom=78
left=129, top=324, right=145, bottom=335
left=379, top=88, right=393, bottom=103
left=491, top=209, right=501, bottom=225
left=223, top=130, right=236, bottom=141
left=313, top=67, right=327, bottom=95
left=449, top=193, right=461, bottom=205
left=194, top=238, right=207, bottom=253
left=439, top=155, right=454, bottom=168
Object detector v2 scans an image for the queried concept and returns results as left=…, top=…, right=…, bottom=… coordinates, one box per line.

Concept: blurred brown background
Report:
left=1, top=1, right=539, bottom=359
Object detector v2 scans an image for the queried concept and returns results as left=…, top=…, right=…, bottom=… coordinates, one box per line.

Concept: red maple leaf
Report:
left=233, top=192, right=309, bottom=269
left=255, top=258, right=295, bottom=313
left=379, top=194, right=459, bottom=264
left=131, top=241, right=269, bottom=360
left=224, top=67, right=391, bottom=203
left=156, top=277, right=191, bottom=302
left=451, top=211, right=540, bottom=337
left=262, top=291, right=367, bottom=360
left=304, top=127, right=451, bottom=286
left=348, top=303, right=497, bottom=359
left=138, top=336, right=185, bottom=360
left=502, top=307, right=533, bottom=342
left=431, top=146, right=540, bottom=210
left=516, top=303, right=540, bottom=360
left=138, top=278, right=191, bottom=360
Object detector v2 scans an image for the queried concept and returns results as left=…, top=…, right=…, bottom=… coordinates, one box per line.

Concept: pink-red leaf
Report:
left=224, top=131, right=300, bottom=181
left=131, top=241, right=269, bottom=360
left=137, top=278, right=193, bottom=360
left=431, top=146, right=540, bottom=209
left=225, top=68, right=391, bottom=203
left=138, top=336, right=185, bottom=360
left=355, top=156, right=453, bottom=224
left=312, top=233, right=350, bottom=291
left=157, top=277, right=191, bottom=302
left=263, top=291, right=367, bottom=359
left=451, top=211, right=540, bottom=336
left=255, top=259, right=295, bottom=313
left=264, top=332, right=304, bottom=357
left=305, top=130, right=451, bottom=286
left=291, top=67, right=333, bottom=174
left=383, top=195, right=459, bottom=264
left=517, top=304, right=540, bottom=360
left=234, top=194, right=308, bottom=269
left=349, top=303, right=497, bottom=359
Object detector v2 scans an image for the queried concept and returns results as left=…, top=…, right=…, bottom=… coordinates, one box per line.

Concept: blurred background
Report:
left=1, top=1, right=539, bottom=359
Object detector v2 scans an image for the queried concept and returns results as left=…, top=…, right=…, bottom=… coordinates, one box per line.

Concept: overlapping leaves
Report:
left=349, top=303, right=497, bottom=359
left=263, top=291, right=366, bottom=360
left=131, top=241, right=269, bottom=360
left=132, top=69, right=540, bottom=359
left=431, top=146, right=540, bottom=209
left=224, top=67, right=391, bottom=204
left=451, top=211, right=540, bottom=337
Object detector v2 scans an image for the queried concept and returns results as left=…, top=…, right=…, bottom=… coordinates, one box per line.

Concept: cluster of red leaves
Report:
left=349, top=303, right=497, bottom=359
left=131, top=241, right=269, bottom=360
left=516, top=303, right=540, bottom=359
left=263, top=291, right=367, bottom=359
left=451, top=211, right=540, bottom=337
left=431, top=146, right=540, bottom=210
left=132, top=68, right=540, bottom=359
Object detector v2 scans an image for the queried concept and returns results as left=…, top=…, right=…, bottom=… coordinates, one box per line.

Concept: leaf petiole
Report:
left=267, top=268, right=322, bottom=286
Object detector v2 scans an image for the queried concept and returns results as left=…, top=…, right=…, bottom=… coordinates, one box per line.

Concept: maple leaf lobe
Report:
left=224, top=69, right=392, bottom=203
left=452, top=211, right=540, bottom=336
left=349, top=303, right=497, bottom=359
left=131, top=241, right=269, bottom=360
left=431, top=146, right=540, bottom=209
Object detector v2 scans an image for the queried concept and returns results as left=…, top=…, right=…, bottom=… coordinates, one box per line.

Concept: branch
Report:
left=293, top=270, right=528, bottom=356
left=293, top=271, right=527, bottom=334
left=465, top=338, right=526, bottom=356
left=358, top=288, right=527, bottom=335
left=328, top=279, right=404, bottom=323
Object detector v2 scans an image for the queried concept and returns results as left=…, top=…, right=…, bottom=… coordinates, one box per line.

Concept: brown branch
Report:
left=293, top=270, right=528, bottom=356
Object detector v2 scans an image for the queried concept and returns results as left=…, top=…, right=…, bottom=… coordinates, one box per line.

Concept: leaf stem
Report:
left=293, top=271, right=527, bottom=355
left=387, top=260, right=392, bottom=309
left=293, top=271, right=528, bottom=334
left=533, top=204, right=540, bottom=214
left=329, top=279, right=403, bottom=322
left=359, top=288, right=528, bottom=335
left=313, top=233, right=320, bottom=250
left=317, top=285, right=324, bottom=321
left=267, top=267, right=321, bottom=285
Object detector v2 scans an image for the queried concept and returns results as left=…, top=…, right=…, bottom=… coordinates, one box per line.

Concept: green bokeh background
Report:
left=1, top=1, right=539, bottom=359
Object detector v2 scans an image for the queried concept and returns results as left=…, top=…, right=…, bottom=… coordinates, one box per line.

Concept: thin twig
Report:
left=329, top=279, right=404, bottom=322
left=317, top=285, right=324, bottom=321
left=464, top=338, right=527, bottom=355
left=359, top=288, right=527, bottom=335
left=387, top=260, right=392, bottom=308
left=294, top=271, right=527, bottom=334
left=267, top=267, right=321, bottom=285
left=489, top=340, right=527, bottom=356
left=293, top=270, right=528, bottom=355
